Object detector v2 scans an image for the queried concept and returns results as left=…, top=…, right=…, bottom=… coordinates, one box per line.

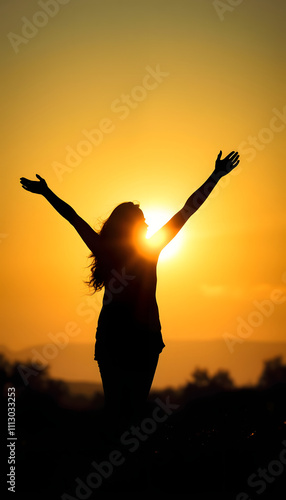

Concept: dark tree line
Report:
left=2, top=352, right=286, bottom=498
left=1, top=352, right=286, bottom=409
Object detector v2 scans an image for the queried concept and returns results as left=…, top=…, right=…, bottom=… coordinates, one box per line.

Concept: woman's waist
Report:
left=98, top=302, right=161, bottom=328
left=95, top=322, right=165, bottom=355
left=97, top=314, right=161, bottom=334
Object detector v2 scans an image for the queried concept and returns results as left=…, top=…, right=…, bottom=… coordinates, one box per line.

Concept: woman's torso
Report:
left=94, top=248, right=165, bottom=362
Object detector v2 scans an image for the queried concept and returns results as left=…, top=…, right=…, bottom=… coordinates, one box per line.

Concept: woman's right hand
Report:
left=213, top=151, right=240, bottom=178
left=20, top=174, right=48, bottom=195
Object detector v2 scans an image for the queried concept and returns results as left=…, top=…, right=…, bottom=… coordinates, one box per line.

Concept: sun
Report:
left=144, top=208, right=184, bottom=260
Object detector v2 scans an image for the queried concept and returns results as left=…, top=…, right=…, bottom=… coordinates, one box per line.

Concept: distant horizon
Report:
left=2, top=337, right=286, bottom=353
left=2, top=339, right=286, bottom=389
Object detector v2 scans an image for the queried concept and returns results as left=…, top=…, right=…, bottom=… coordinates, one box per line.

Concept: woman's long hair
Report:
left=86, top=202, right=142, bottom=293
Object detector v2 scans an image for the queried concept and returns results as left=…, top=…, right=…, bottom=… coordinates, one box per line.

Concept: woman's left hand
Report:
left=20, top=174, right=48, bottom=195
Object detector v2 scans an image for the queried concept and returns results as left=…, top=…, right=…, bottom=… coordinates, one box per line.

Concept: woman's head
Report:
left=100, top=202, right=147, bottom=244
left=87, top=202, right=147, bottom=292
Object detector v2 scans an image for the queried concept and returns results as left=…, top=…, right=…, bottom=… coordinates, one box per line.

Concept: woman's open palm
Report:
left=214, top=151, right=240, bottom=177
left=20, top=174, right=48, bottom=194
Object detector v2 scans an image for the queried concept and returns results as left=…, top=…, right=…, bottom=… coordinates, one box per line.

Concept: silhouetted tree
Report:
left=191, top=368, right=210, bottom=387
left=210, top=369, right=234, bottom=390
left=258, top=356, right=286, bottom=387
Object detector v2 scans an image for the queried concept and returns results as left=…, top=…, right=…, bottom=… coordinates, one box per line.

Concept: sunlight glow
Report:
left=144, top=208, right=184, bottom=260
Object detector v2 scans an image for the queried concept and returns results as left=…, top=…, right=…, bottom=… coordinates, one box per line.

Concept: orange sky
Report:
left=1, top=1, right=286, bottom=385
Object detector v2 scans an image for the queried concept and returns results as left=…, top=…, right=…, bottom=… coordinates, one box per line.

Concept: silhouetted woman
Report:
left=20, top=150, right=239, bottom=436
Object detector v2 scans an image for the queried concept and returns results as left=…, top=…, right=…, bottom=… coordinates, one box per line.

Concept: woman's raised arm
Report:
left=147, top=151, right=240, bottom=253
left=20, top=174, right=100, bottom=254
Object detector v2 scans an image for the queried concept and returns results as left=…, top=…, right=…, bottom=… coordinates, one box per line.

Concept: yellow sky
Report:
left=1, top=1, right=286, bottom=383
